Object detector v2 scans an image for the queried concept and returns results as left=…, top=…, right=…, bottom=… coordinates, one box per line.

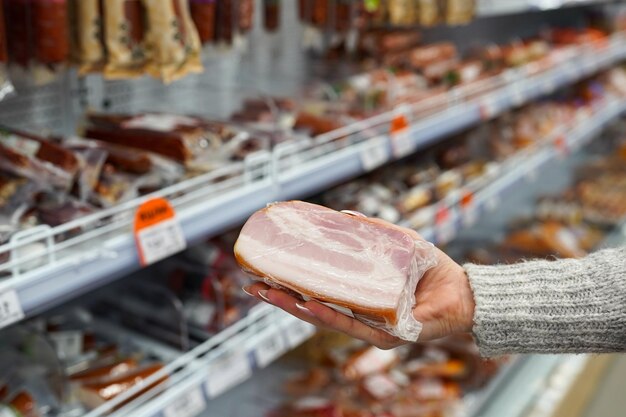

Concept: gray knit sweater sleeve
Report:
left=464, top=247, right=626, bottom=357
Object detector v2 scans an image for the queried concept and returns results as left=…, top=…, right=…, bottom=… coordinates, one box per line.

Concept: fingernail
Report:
left=258, top=290, right=271, bottom=302
left=296, top=303, right=315, bottom=317
left=242, top=286, right=254, bottom=297
left=341, top=210, right=367, bottom=218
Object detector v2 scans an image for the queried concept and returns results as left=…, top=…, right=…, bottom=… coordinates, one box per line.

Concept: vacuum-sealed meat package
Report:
left=103, top=0, right=146, bottom=79
left=69, top=0, right=106, bottom=74
left=234, top=201, right=437, bottom=341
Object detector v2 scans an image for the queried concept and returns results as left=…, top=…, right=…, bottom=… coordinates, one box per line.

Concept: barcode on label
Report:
left=285, top=319, right=316, bottom=348
left=163, top=387, right=206, bottom=417
left=136, top=218, right=186, bottom=265
left=205, top=351, right=252, bottom=398
left=360, top=137, right=389, bottom=171
left=0, top=288, right=24, bottom=330
left=255, top=329, right=287, bottom=368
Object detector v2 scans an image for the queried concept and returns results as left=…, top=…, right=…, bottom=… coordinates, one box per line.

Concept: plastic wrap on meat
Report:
left=235, top=201, right=437, bottom=341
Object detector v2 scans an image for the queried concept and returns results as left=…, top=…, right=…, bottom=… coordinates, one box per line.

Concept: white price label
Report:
left=136, top=218, right=186, bottom=266
left=163, top=387, right=206, bottom=417
left=0, top=405, right=18, bottom=417
left=390, top=130, right=415, bottom=158
left=360, top=137, right=389, bottom=171
left=542, top=77, right=556, bottom=94
left=285, top=319, right=316, bottom=348
left=254, top=328, right=287, bottom=368
left=486, top=196, right=501, bottom=212
left=479, top=98, right=497, bottom=120
left=205, top=351, right=252, bottom=398
left=511, top=85, right=526, bottom=107
left=0, top=288, right=24, bottom=330
left=462, top=206, right=478, bottom=227
left=435, top=220, right=456, bottom=245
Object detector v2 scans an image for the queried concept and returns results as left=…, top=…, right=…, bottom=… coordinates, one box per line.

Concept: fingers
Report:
left=242, top=284, right=403, bottom=350
left=242, top=284, right=328, bottom=329
left=304, top=301, right=402, bottom=349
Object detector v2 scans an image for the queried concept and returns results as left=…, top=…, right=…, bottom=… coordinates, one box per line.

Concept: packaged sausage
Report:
left=0, top=0, right=13, bottom=102
left=70, top=358, right=139, bottom=383
left=5, top=0, right=32, bottom=68
left=264, top=0, right=280, bottom=32
left=190, top=0, right=217, bottom=44
left=418, top=0, right=440, bottom=26
left=77, top=364, right=166, bottom=409
left=0, top=128, right=79, bottom=190
left=235, top=201, right=438, bottom=341
left=32, top=0, right=70, bottom=64
left=388, top=0, right=419, bottom=26
left=103, top=0, right=146, bottom=79
left=238, top=0, right=254, bottom=33
left=142, top=0, right=203, bottom=83
left=444, top=0, right=475, bottom=26
left=69, top=0, right=106, bottom=74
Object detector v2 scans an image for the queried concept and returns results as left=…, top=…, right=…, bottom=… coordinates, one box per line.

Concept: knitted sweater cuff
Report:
left=464, top=248, right=626, bottom=357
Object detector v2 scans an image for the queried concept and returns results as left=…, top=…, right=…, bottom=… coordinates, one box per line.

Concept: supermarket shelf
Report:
left=78, top=302, right=315, bottom=417
left=415, top=97, right=626, bottom=244
left=0, top=34, right=624, bottom=329
left=477, top=0, right=618, bottom=17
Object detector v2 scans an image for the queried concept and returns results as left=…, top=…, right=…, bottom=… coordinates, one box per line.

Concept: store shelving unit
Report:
left=0, top=33, right=624, bottom=330
left=46, top=85, right=626, bottom=417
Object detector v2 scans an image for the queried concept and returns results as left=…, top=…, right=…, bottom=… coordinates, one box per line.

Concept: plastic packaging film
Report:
left=234, top=201, right=437, bottom=341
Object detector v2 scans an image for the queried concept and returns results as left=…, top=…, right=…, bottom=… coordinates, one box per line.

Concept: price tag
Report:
left=460, top=191, right=478, bottom=227
left=542, top=77, right=556, bottom=94
left=486, top=195, right=501, bottom=212
left=205, top=350, right=252, bottom=398
left=0, top=288, right=24, bottom=330
left=360, top=136, right=389, bottom=171
left=163, top=387, right=206, bottom=417
left=285, top=319, right=316, bottom=348
left=134, top=198, right=186, bottom=266
left=390, top=114, right=414, bottom=158
left=479, top=98, right=497, bottom=120
left=434, top=206, right=455, bottom=244
left=254, top=328, right=287, bottom=368
left=510, top=84, right=526, bottom=107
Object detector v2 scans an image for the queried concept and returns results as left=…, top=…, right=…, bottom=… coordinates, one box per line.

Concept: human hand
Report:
left=242, top=215, right=475, bottom=349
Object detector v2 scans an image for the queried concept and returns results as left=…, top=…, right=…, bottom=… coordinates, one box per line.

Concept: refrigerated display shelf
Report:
left=415, top=97, right=626, bottom=244
left=73, top=94, right=626, bottom=417
left=0, top=34, right=624, bottom=331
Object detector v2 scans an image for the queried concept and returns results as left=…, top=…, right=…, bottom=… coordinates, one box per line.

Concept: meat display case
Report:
left=0, top=1, right=624, bottom=417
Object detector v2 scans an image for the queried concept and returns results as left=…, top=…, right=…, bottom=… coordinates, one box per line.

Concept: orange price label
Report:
left=134, top=197, right=186, bottom=266
left=460, top=190, right=474, bottom=209
left=435, top=205, right=450, bottom=225
left=554, top=135, right=569, bottom=156
left=390, top=114, right=414, bottom=158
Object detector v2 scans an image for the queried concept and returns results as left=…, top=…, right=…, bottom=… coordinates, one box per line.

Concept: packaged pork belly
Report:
left=234, top=201, right=437, bottom=341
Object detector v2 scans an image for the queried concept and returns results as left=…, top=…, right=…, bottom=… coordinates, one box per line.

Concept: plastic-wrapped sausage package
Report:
left=234, top=201, right=438, bottom=341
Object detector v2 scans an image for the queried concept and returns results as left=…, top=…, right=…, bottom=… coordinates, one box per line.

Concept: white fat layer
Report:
left=238, top=205, right=414, bottom=310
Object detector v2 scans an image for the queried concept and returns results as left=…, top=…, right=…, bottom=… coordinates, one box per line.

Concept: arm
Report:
left=466, top=247, right=626, bottom=356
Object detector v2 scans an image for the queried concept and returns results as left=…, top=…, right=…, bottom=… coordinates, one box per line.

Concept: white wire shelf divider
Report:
left=0, top=33, right=623, bottom=327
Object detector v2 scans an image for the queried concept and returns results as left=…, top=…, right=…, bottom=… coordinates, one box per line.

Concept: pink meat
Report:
left=234, top=201, right=417, bottom=315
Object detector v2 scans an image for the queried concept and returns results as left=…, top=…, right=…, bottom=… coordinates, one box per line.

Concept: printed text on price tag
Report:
left=134, top=198, right=186, bottom=266
left=360, top=136, right=389, bottom=171
left=255, top=328, right=287, bottom=368
left=206, top=350, right=252, bottom=398
left=0, top=288, right=24, bottom=330
left=163, top=387, right=206, bottom=417
left=390, top=114, right=415, bottom=158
